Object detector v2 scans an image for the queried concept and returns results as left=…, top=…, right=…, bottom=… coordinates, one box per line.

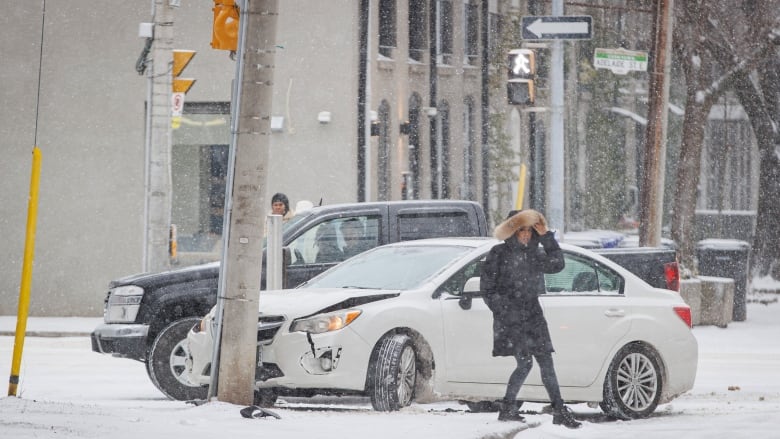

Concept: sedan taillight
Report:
left=664, top=261, right=680, bottom=292
left=674, top=306, right=692, bottom=328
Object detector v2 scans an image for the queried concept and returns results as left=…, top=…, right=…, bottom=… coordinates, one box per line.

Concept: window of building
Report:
left=464, top=2, right=479, bottom=65
left=409, top=0, right=428, bottom=62
left=377, top=100, right=392, bottom=200
left=408, top=93, right=423, bottom=199
left=488, top=11, right=502, bottom=62
left=704, top=114, right=754, bottom=211
left=170, top=102, right=231, bottom=254
left=379, top=0, right=397, bottom=58
left=437, top=0, right=453, bottom=64
left=462, top=96, right=476, bottom=200
left=436, top=100, right=451, bottom=198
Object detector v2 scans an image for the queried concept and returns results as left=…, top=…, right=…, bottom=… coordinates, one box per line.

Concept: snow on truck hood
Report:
left=257, top=288, right=401, bottom=319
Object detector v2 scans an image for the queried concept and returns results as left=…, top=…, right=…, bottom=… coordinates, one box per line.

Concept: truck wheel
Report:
left=147, top=317, right=208, bottom=401
left=600, top=343, right=662, bottom=420
left=368, top=334, right=416, bottom=411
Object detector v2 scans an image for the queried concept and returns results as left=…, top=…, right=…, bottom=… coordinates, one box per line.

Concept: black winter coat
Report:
left=480, top=232, right=565, bottom=357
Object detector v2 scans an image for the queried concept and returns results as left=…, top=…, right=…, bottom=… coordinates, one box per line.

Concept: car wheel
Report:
left=253, top=389, right=278, bottom=407
left=147, top=317, right=208, bottom=401
left=600, top=343, right=662, bottom=419
left=368, top=334, right=417, bottom=411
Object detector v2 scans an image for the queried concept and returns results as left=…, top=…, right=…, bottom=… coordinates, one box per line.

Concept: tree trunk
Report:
left=731, top=65, right=780, bottom=279
left=670, top=90, right=711, bottom=273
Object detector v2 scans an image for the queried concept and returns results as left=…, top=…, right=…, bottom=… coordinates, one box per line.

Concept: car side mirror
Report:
left=463, top=277, right=481, bottom=294
left=458, top=277, right=482, bottom=310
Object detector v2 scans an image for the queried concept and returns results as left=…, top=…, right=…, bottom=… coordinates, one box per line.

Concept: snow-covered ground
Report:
left=2, top=298, right=779, bottom=439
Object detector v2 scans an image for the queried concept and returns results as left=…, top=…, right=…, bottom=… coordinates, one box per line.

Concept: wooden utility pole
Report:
left=639, top=0, right=673, bottom=247
left=214, top=0, right=279, bottom=405
left=145, top=0, right=175, bottom=272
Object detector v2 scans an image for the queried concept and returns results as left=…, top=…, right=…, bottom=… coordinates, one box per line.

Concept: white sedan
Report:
left=184, top=237, right=697, bottom=419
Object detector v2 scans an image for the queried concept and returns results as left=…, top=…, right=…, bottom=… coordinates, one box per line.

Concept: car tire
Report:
left=253, top=389, right=279, bottom=407
left=600, top=343, right=662, bottom=420
left=368, top=334, right=417, bottom=411
left=147, top=317, right=208, bottom=401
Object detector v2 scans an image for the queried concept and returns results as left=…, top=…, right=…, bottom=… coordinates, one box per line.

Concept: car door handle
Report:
left=604, top=309, right=625, bottom=317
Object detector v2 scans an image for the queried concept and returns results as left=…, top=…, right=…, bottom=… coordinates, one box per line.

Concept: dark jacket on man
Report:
left=480, top=231, right=565, bottom=357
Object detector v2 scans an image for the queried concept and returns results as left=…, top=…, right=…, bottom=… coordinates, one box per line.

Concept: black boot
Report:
left=497, top=400, right=525, bottom=422
left=552, top=405, right=581, bottom=429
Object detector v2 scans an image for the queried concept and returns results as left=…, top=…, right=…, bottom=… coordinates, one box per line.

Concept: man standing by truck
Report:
left=481, top=209, right=581, bottom=429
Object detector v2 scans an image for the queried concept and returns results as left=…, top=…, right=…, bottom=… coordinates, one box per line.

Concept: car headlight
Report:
left=290, top=310, right=362, bottom=334
left=104, top=285, right=144, bottom=323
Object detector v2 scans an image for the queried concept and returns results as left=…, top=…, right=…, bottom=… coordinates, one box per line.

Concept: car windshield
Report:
left=303, top=244, right=472, bottom=290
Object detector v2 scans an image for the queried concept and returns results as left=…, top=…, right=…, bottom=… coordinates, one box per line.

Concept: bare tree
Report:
left=669, top=1, right=724, bottom=272
left=670, top=0, right=780, bottom=277
left=685, top=1, right=780, bottom=279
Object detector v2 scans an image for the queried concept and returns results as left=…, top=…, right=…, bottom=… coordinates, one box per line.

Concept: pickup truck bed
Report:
left=594, top=247, right=679, bottom=291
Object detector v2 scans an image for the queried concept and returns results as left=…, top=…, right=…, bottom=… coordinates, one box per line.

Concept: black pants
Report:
left=503, top=352, right=564, bottom=409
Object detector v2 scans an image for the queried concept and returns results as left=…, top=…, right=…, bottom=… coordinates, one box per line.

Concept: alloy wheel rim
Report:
left=616, top=352, right=658, bottom=411
left=170, top=339, right=198, bottom=387
left=397, top=345, right=416, bottom=406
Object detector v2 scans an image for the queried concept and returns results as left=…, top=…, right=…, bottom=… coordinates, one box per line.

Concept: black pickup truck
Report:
left=91, top=199, right=678, bottom=402
left=91, top=200, right=489, bottom=400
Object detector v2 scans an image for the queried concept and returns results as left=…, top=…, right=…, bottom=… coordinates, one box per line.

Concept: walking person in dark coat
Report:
left=480, top=209, right=581, bottom=429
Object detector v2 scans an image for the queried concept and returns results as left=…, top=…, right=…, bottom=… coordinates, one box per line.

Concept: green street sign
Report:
left=593, top=48, right=648, bottom=75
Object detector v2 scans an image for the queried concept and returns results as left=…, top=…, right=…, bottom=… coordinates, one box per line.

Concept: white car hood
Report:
left=258, top=288, right=399, bottom=319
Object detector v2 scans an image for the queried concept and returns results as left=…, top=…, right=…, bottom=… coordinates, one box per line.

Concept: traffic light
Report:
left=212, top=0, right=239, bottom=51
left=507, top=49, right=536, bottom=105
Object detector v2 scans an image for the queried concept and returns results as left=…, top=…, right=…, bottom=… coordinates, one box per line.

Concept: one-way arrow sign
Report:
left=521, top=15, right=592, bottom=40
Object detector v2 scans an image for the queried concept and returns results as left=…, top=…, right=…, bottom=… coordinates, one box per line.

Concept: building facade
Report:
left=1, top=1, right=500, bottom=316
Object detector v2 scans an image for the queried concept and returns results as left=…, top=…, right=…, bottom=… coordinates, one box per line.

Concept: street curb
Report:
left=0, top=330, right=92, bottom=337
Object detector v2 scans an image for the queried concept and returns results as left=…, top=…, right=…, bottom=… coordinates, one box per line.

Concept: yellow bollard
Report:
left=8, top=146, right=42, bottom=397
left=515, top=163, right=527, bottom=210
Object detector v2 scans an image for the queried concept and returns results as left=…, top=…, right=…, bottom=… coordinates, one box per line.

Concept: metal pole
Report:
left=480, top=0, right=490, bottom=221
left=8, top=147, right=42, bottom=397
left=364, top=0, right=373, bottom=201
left=549, top=0, right=565, bottom=237
left=266, top=215, right=283, bottom=290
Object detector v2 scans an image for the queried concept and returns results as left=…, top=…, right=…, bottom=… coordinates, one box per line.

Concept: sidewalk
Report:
left=0, top=316, right=102, bottom=337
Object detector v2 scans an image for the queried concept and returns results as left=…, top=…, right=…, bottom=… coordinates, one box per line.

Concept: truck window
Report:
left=288, top=216, right=380, bottom=265
left=397, top=212, right=472, bottom=241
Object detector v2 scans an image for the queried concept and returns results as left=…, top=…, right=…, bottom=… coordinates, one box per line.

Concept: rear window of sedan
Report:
left=304, top=245, right=473, bottom=290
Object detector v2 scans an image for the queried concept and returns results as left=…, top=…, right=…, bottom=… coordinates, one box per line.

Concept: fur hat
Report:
left=493, top=209, right=546, bottom=241
left=271, top=192, right=290, bottom=214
